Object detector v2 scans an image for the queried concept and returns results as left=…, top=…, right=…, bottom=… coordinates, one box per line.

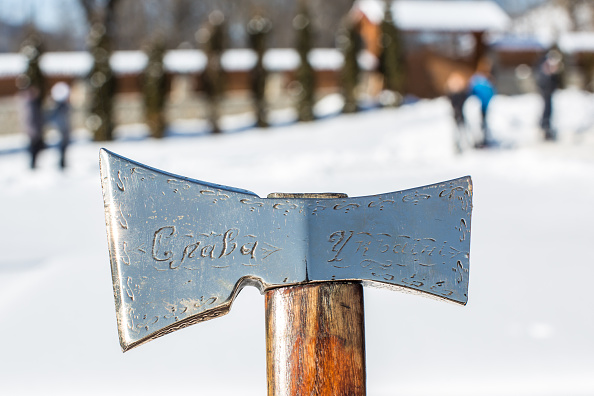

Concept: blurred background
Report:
left=1, top=0, right=593, bottom=395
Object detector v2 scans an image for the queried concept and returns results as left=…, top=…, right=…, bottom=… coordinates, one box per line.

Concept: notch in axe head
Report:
left=100, top=149, right=472, bottom=392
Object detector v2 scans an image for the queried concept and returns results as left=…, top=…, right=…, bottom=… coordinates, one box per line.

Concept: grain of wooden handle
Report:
left=265, top=282, right=366, bottom=396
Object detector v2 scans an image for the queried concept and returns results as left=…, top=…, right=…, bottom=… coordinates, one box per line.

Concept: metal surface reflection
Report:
left=100, top=149, right=472, bottom=351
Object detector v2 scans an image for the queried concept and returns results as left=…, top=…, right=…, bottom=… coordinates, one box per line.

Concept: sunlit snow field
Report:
left=1, top=90, right=594, bottom=395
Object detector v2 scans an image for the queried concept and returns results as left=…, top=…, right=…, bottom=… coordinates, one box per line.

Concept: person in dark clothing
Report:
left=48, top=82, right=71, bottom=169
left=446, top=72, right=468, bottom=126
left=445, top=72, right=469, bottom=153
left=21, top=85, right=45, bottom=169
left=536, top=48, right=563, bottom=140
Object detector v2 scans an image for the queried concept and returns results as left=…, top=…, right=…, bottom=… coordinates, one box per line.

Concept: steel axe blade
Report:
left=100, top=149, right=472, bottom=351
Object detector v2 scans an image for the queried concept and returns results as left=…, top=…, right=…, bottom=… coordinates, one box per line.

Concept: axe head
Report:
left=100, top=149, right=472, bottom=351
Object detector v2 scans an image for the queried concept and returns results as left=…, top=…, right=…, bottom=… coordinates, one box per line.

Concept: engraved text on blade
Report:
left=151, top=226, right=283, bottom=270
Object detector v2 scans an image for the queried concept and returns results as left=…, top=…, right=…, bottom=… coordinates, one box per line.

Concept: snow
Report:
left=264, top=48, right=299, bottom=71
left=309, top=48, right=344, bottom=71
left=491, top=35, right=547, bottom=51
left=163, top=49, right=207, bottom=74
left=358, top=50, right=379, bottom=71
left=0, top=51, right=148, bottom=78
left=222, top=48, right=258, bottom=71
left=1, top=89, right=594, bottom=395
left=510, top=3, right=573, bottom=47
left=0, top=53, right=27, bottom=78
left=355, top=0, right=511, bottom=32
left=0, top=48, right=346, bottom=78
left=109, top=50, right=148, bottom=75
left=39, top=51, right=93, bottom=77
left=264, top=48, right=345, bottom=72
left=559, top=32, right=594, bottom=54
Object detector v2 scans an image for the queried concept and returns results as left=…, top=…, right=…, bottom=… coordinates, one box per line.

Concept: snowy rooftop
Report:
left=109, top=51, right=147, bottom=75
left=559, top=32, right=594, bottom=54
left=490, top=35, right=548, bottom=51
left=0, top=48, right=345, bottom=79
left=355, top=0, right=511, bottom=32
left=163, top=49, right=206, bottom=74
left=0, top=53, right=27, bottom=78
left=491, top=31, right=594, bottom=54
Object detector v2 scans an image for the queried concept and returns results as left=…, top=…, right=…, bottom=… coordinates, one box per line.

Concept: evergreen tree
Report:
left=18, top=33, right=46, bottom=169
left=20, top=33, right=46, bottom=99
left=80, top=0, right=119, bottom=141
left=294, top=0, right=315, bottom=122
left=87, top=23, right=116, bottom=141
left=200, top=10, right=226, bottom=134
left=248, top=14, right=272, bottom=128
left=337, top=18, right=361, bottom=113
left=143, top=36, right=167, bottom=138
left=379, top=0, right=405, bottom=104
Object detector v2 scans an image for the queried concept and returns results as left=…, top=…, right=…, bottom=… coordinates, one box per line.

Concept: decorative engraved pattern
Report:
left=272, top=201, right=301, bottom=216
left=240, top=198, right=265, bottom=212
left=126, top=295, right=220, bottom=335
left=167, top=179, right=191, bottom=194
left=121, top=241, right=131, bottom=266
left=402, top=192, right=431, bottom=204
left=323, top=228, right=468, bottom=297
left=199, top=189, right=230, bottom=203
left=125, top=277, right=135, bottom=301
left=311, top=202, right=328, bottom=215
left=439, top=183, right=472, bottom=211
left=117, top=203, right=129, bottom=229
left=100, top=149, right=472, bottom=351
left=367, top=197, right=395, bottom=210
left=116, top=170, right=126, bottom=192
left=130, top=166, right=156, bottom=181
left=333, top=203, right=360, bottom=213
left=327, top=230, right=465, bottom=268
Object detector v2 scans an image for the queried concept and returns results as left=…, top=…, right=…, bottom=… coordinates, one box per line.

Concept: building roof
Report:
left=355, top=0, right=511, bottom=32
left=492, top=32, right=594, bottom=55
left=509, top=2, right=572, bottom=47
left=559, top=32, right=594, bottom=54
left=490, top=35, right=548, bottom=51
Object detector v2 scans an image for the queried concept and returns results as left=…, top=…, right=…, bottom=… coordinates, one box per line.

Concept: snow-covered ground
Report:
left=1, top=90, right=594, bottom=395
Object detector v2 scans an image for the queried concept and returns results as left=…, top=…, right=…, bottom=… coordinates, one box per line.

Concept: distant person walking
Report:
left=19, top=83, right=45, bottom=169
left=446, top=72, right=468, bottom=127
left=445, top=72, right=469, bottom=153
left=469, top=71, right=495, bottom=148
left=536, top=48, right=563, bottom=140
left=48, top=82, right=71, bottom=169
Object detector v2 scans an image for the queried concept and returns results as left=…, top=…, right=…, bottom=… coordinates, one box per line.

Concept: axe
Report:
left=100, top=149, right=472, bottom=395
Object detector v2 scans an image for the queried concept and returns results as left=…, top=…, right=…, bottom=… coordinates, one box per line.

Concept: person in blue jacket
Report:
left=469, top=69, right=495, bottom=147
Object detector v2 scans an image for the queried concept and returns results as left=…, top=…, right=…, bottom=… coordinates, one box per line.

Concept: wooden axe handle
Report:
left=265, top=282, right=366, bottom=396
